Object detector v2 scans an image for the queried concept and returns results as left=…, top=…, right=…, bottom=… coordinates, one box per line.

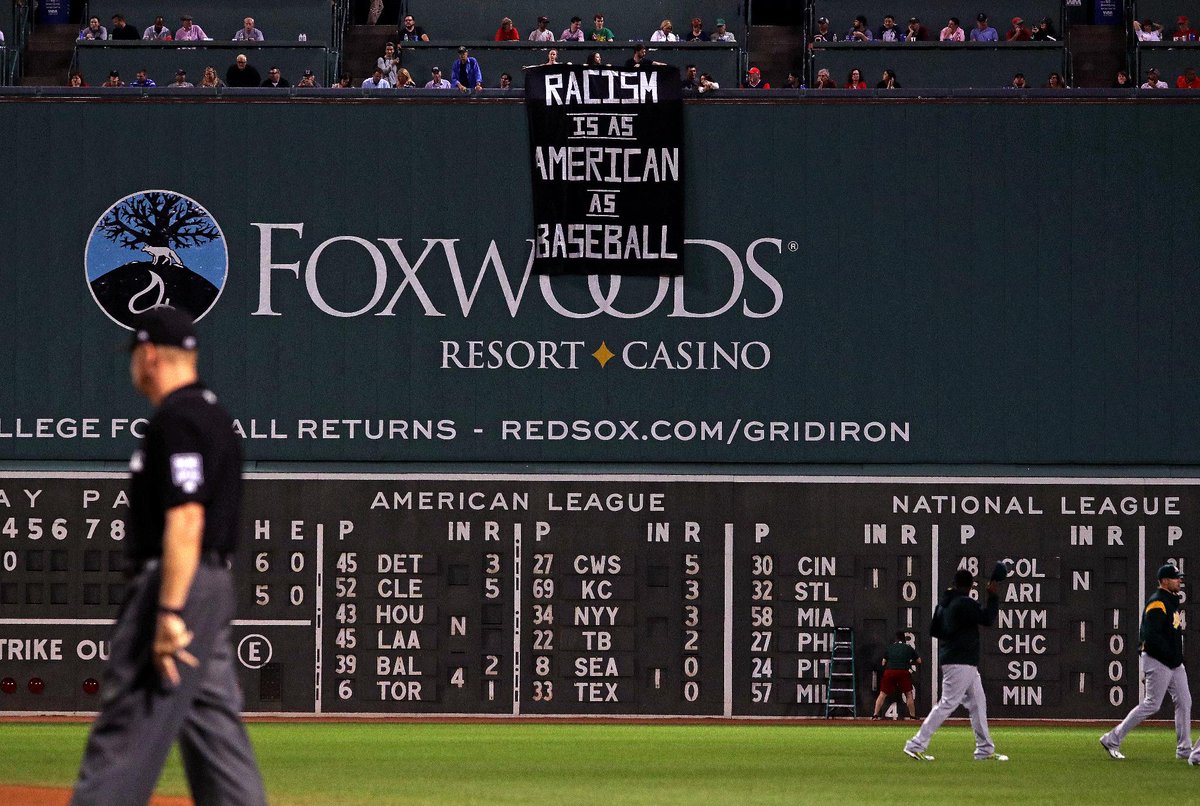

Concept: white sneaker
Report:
left=1100, top=735, right=1124, bottom=760
left=904, top=747, right=935, bottom=761
left=976, top=753, right=1009, bottom=761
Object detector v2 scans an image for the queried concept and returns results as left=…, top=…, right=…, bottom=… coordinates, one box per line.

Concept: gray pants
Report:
left=1106, top=653, right=1192, bottom=757
left=72, top=562, right=266, bottom=806
left=905, top=664, right=995, bottom=759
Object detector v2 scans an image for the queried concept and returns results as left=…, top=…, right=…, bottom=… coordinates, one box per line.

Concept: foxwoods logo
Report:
left=85, top=190, right=228, bottom=329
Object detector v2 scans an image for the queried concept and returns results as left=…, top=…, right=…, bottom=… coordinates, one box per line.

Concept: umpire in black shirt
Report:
left=73, top=307, right=265, bottom=806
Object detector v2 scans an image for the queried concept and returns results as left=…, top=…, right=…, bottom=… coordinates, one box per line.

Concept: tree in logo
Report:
left=87, top=190, right=227, bottom=329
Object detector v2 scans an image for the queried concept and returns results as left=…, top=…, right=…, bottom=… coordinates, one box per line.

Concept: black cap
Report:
left=1158, top=563, right=1182, bottom=580
left=303, top=68, right=314, bottom=76
left=109, top=70, right=120, bottom=77
left=458, top=45, right=468, bottom=53
left=129, top=307, right=198, bottom=351
left=977, top=12, right=988, bottom=21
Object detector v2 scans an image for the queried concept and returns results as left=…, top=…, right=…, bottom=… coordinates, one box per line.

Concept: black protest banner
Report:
left=526, top=63, right=684, bottom=276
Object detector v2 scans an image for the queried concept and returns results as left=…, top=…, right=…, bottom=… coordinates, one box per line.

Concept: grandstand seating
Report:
left=811, top=41, right=1065, bottom=87
left=1135, top=40, right=1200, bottom=80
left=74, top=41, right=330, bottom=86
left=402, top=0, right=747, bottom=48
left=809, top=1, right=1062, bottom=35
left=81, top=0, right=334, bottom=45
left=396, top=41, right=740, bottom=88
left=1130, top=0, right=1200, bottom=25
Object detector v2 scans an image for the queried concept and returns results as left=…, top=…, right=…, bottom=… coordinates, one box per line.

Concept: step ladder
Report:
left=824, top=626, right=857, bottom=718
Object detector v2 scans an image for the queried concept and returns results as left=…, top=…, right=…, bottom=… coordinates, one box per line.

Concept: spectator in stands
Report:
left=784, top=71, right=803, bottom=88
left=697, top=72, right=720, bottom=92
left=395, top=68, right=415, bottom=88
left=451, top=46, right=484, bottom=92
left=234, top=17, right=264, bottom=41
left=530, top=16, right=554, bottom=41
left=940, top=18, right=964, bottom=41
left=811, top=16, right=838, bottom=45
left=545, top=48, right=559, bottom=64
left=171, top=69, right=193, bottom=87
left=111, top=15, right=140, bottom=41
left=876, top=68, right=900, bottom=88
left=591, top=14, right=615, bottom=42
left=377, top=42, right=398, bottom=84
left=712, top=19, right=736, bottom=42
left=682, top=64, right=699, bottom=90
left=399, top=15, right=429, bottom=42
left=587, top=51, right=604, bottom=66
left=814, top=67, right=837, bottom=87
left=361, top=67, right=389, bottom=88
left=905, top=17, right=929, bottom=41
left=143, top=16, right=172, bottom=40
left=1008, top=72, right=1027, bottom=88
left=262, top=66, right=290, bottom=87
left=226, top=53, right=261, bottom=87
left=1134, top=20, right=1163, bottom=41
left=1045, top=71, right=1067, bottom=88
left=1031, top=16, right=1058, bottom=40
left=846, top=67, right=867, bottom=88
left=333, top=72, right=353, bottom=88
left=130, top=68, right=156, bottom=86
left=499, top=72, right=514, bottom=89
left=562, top=17, right=585, bottom=40
left=175, top=15, right=208, bottom=42
left=971, top=13, right=998, bottom=42
left=847, top=15, right=874, bottom=41
left=743, top=66, right=769, bottom=88
left=79, top=17, right=108, bottom=41
left=687, top=18, right=709, bottom=41
left=200, top=66, right=225, bottom=87
left=652, top=19, right=678, bottom=41
left=102, top=70, right=124, bottom=87
left=1113, top=69, right=1134, bottom=87
left=877, top=15, right=904, bottom=42
left=425, top=66, right=452, bottom=88
left=1173, top=16, right=1198, bottom=41
left=68, top=71, right=87, bottom=87
left=1007, top=17, right=1031, bottom=41
left=1177, top=67, right=1200, bottom=87
left=626, top=44, right=648, bottom=67
left=1141, top=67, right=1168, bottom=87
left=297, top=69, right=320, bottom=88
left=495, top=17, right=520, bottom=41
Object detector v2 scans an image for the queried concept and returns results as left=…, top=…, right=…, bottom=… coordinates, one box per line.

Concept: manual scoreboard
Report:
left=0, top=473, right=1193, bottom=718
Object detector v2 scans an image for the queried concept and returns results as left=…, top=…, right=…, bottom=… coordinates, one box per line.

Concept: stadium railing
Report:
left=1135, top=40, right=1200, bottom=81
left=401, top=0, right=748, bottom=53
left=395, top=41, right=741, bottom=89
left=74, top=41, right=332, bottom=88
left=810, top=41, right=1066, bottom=88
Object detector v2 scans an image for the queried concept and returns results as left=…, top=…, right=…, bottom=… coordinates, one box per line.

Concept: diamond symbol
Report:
left=592, top=341, right=615, bottom=368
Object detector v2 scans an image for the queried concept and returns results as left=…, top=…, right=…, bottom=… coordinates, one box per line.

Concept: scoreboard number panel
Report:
left=0, top=474, right=1193, bottom=718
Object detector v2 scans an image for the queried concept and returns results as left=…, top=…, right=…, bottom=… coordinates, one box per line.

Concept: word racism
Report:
left=526, top=65, right=685, bottom=276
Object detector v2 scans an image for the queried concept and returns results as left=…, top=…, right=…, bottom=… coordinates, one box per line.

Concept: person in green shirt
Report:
left=873, top=631, right=922, bottom=719
left=591, top=14, right=615, bottom=42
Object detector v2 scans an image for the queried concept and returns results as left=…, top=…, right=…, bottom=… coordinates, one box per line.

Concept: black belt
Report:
left=127, top=550, right=232, bottom=577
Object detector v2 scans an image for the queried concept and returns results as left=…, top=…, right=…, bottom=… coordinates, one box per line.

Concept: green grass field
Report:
left=2, top=722, right=1195, bottom=804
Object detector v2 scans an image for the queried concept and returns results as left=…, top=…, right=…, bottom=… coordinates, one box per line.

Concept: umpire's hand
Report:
left=154, top=612, right=199, bottom=686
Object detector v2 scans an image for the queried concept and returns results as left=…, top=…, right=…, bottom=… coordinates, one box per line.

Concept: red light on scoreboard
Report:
left=0, top=677, right=15, bottom=694
left=83, top=678, right=100, bottom=695
left=28, top=677, right=44, bottom=694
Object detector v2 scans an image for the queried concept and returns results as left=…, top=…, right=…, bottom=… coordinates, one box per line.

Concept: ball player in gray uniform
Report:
left=72, top=307, right=266, bottom=806
left=903, top=564, right=1010, bottom=761
left=1101, top=564, right=1191, bottom=761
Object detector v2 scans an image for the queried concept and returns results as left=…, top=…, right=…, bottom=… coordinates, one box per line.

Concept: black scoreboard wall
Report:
left=0, top=473, right=1190, bottom=718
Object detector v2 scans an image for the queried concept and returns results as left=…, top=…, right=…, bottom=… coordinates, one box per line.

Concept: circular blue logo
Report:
left=85, top=190, right=228, bottom=329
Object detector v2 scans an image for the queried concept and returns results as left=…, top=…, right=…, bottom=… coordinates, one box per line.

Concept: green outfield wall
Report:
left=1, top=95, right=1198, bottom=466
